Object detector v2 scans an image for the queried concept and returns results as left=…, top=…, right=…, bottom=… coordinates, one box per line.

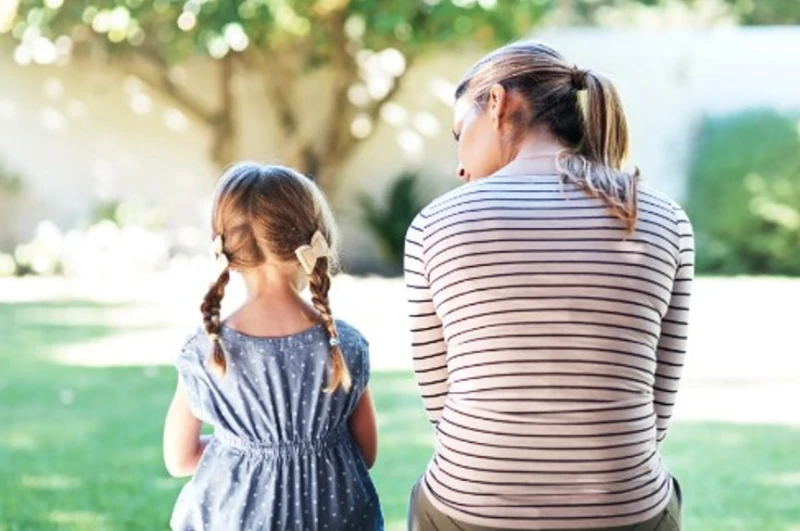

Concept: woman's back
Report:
left=405, top=174, right=693, bottom=529
left=170, top=320, right=382, bottom=530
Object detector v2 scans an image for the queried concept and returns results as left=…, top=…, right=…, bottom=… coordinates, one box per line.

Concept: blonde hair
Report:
left=456, top=41, right=639, bottom=231
left=200, top=163, right=352, bottom=392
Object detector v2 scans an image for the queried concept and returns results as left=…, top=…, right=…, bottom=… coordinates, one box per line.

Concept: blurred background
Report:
left=0, top=0, right=798, bottom=530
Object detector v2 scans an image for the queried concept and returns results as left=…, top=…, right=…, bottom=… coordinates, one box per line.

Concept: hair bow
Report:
left=295, top=231, right=330, bottom=275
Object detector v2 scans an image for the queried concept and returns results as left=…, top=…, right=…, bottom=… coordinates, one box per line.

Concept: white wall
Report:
left=0, top=46, right=217, bottom=249
left=2, top=27, right=800, bottom=264
left=0, top=44, right=474, bottom=263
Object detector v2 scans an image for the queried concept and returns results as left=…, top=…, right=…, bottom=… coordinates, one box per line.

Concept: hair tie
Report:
left=571, top=66, right=587, bottom=91
left=329, top=337, right=340, bottom=347
left=208, top=333, right=220, bottom=342
left=295, top=231, right=330, bottom=275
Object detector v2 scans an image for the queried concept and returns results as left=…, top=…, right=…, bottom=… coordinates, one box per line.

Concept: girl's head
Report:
left=453, top=40, right=638, bottom=230
left=200, top=163, right=351, bottom=392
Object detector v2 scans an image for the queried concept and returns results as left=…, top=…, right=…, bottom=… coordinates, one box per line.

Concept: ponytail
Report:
left=559, top=68, right=639, bottom=232
left=579, top=69, right=629, bottom=169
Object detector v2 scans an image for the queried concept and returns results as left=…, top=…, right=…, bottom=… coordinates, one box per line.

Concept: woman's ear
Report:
left=488, top=83, right=508, bottom=129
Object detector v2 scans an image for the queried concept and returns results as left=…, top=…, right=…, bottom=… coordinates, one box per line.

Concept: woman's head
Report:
left=453, top=41, right=638, bottom=229
left=201, top=163, right=351, bottom=392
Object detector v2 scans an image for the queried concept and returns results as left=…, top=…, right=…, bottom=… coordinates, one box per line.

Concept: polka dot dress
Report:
left=170, top=320, right=383, bottom=530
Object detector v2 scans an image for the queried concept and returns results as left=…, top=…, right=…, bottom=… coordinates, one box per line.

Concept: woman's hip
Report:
left=408, top=474, right=683, bottom=531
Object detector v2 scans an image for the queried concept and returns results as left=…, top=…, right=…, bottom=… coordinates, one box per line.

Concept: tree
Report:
left=0, top=0, right=552, bottom=191
left=718, top=0, right=800, bottom=25
left=558, top=0, right=800, bottom=26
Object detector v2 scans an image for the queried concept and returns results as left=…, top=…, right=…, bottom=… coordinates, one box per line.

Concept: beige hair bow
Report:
left=295, top=231, right=330, bottom=275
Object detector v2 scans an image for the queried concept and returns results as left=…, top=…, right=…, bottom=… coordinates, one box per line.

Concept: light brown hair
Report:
left=200, top=163, right=352, bottom=392
left=456, top=41, right=639, bottom=231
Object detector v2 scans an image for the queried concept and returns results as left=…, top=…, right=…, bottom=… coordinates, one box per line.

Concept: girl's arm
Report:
left=348, top=387, right=378, bottom=468
left=163, top=377, right=207, bottom=477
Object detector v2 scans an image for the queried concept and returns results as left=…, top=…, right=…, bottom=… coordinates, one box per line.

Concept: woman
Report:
left=404, top=42, right=692, bottom=531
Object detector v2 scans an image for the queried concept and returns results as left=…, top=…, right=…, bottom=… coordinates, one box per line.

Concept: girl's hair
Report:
left=455, top=41, right=639, bottom=231
left=200, top=163, right=351, bottom=392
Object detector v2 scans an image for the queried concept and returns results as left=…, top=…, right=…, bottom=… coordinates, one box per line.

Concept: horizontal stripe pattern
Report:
left=404, top=175, right=694, bottom=529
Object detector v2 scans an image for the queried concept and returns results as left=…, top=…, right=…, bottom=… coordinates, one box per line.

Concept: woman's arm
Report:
left=654, top=207, right=695, bottom=445
left=163, top=377, right=207, bottom=477
left=348, top=387, right=378, bottom=468
left=405, top=214, right=449, bottom=425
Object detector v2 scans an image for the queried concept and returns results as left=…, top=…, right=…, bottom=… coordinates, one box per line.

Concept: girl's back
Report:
left=163, top=163, right=382, bottom=531
left=171, top=320, right=382, bottom=530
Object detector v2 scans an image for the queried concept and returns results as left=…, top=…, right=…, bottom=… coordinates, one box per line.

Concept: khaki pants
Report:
left=408, top=477, right=682, bottom=531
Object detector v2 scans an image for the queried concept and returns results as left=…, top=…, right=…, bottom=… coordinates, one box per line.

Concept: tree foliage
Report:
left=687, top=110, right=800, bottom=275
left=562, top=0, right=800, bottom=25
left=1, top=0, right=552, bottom=189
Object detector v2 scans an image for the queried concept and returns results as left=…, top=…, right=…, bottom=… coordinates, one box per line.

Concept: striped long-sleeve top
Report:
left=404, top=174, right=694, bottom=530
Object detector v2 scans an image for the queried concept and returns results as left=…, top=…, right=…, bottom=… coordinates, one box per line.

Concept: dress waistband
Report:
left=214, top=424, right=349, bottom=457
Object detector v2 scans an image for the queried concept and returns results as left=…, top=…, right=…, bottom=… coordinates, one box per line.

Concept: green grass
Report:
left=0, top=301, right=799, bottom=530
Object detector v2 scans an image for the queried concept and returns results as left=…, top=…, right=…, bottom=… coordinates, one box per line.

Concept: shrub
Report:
left=686, top=110, right=800, bottom=275
left=359, top=172, right=434, bottom=270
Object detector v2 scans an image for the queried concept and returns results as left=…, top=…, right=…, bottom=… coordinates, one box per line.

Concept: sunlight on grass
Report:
left=12, top=307, right=123, bottom=326
left=715, top=430, right=748, bottom=446
left=52, top=330, right=180, bottom=367
left=46, top=510, right=108, bottom=527
left=5, top=431, right=37, bottom=450
left=758, top=471, right=800, bottom=487
left=22, top=475, right=81, bottom=490
left=386, top=519, right=406, bottom=531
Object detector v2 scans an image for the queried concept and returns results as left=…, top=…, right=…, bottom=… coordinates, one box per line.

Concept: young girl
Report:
left=163, top=163, right=383, bottom=530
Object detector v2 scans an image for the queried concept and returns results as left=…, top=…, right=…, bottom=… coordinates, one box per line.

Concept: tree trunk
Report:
left=209, top=55, right=238, bottom=170
left=132, top=36, right=409, bottom=193
left=124, top=48, right=240, bottom=174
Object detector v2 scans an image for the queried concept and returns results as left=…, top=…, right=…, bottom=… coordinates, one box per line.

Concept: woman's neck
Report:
left=497, top=133, right=567, bottom=177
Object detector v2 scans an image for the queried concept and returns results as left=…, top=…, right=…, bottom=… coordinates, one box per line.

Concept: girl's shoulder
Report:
left=175, top=327, right=210, bottom=368
left=333, top=319, right=369, bottom=352
left=333, top=319, right=371, bottom=384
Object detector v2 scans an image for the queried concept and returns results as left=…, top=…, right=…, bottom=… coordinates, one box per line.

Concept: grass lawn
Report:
left=0, top=301, right=798, bottom=530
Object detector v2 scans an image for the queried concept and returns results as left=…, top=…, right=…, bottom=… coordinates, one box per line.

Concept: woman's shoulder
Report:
left=411, top=182, right=477, bottom=229
left=413, top=175, right=544, bottom=227
left=638, top=185, right=691, bottom=224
